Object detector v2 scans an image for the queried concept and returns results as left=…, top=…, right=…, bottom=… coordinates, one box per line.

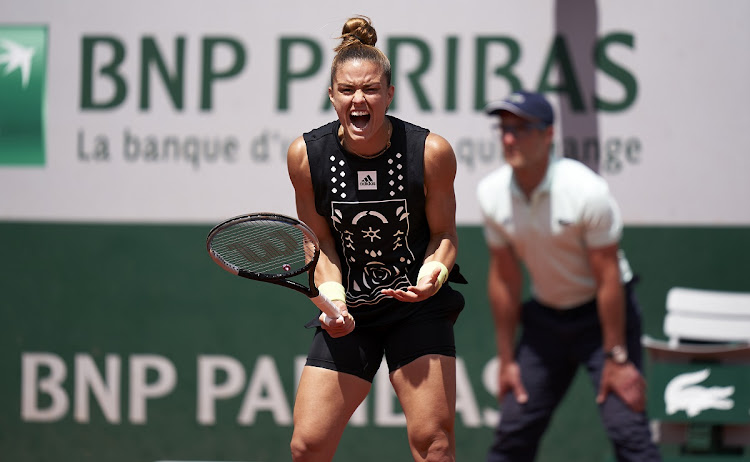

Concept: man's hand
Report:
left=499, top=360, right=528, bottom=404
left=596, top=361, right=646, bottom=412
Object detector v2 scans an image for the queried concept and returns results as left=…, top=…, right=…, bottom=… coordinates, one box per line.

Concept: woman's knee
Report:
left=408, top=422, right=455, bottom=461
left=290, top=432, right=331, bottom=462
left=289, top=433, right=310, bottom=461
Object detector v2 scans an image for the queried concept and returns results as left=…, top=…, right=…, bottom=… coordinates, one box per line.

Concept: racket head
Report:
left=206, top=213, right=320, bottom=293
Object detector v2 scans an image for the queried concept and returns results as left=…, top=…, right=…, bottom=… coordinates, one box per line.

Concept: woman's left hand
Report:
left=381, top=266, right=441, bottom=302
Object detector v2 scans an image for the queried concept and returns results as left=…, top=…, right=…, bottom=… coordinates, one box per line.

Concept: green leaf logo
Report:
left=0, top=26, right=47, bottom=166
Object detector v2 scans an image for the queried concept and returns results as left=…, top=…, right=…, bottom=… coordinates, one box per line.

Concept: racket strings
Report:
left=211, top=219, right=316, bottom=276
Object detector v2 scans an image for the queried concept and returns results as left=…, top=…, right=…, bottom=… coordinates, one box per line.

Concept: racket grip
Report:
left=310, top=293, right=343, bottom=326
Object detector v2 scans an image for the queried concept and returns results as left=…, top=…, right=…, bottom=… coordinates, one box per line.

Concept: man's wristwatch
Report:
left=605, top=345, right=628, bottom=364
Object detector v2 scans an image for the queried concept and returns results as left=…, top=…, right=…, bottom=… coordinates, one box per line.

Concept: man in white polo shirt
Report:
left=477, top=90, right=661, bottom=462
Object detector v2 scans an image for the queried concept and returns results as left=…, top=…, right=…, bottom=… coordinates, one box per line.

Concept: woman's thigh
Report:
left=292, top=366, right=372, bottom=450
left=390, top=354, right=456, bottom=430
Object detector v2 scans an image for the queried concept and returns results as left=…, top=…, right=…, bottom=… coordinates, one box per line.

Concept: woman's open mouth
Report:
left=350, top=111, right=371, bottom=130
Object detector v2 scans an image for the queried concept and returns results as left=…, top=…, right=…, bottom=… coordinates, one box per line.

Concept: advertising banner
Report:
left=1, top=0, right=748, bottom=225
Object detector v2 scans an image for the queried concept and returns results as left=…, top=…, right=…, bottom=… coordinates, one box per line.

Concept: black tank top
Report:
left=305, top=116, right=461, bottom=325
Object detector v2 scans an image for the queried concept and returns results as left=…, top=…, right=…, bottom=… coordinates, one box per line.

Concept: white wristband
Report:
left=317, top=281, right=346, bottom=302
left=417, top=261, right=449, bottom=290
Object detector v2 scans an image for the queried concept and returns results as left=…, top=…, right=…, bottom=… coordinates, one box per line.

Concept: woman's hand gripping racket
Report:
left=206, top=212, right=343, bottom=324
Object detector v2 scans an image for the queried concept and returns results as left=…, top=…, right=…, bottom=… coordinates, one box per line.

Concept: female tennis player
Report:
left=286, top=15, right=465, bottom=462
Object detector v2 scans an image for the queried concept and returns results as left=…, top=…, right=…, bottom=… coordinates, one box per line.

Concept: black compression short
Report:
left=305, top=307, right=459, bottom=382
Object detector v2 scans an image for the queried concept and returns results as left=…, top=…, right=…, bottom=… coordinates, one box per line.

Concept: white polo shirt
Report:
left=477, top=156, right=632, bottom=309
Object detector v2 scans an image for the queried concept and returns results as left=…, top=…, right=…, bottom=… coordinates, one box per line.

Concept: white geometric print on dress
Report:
left=331, top=199, right=415, bottom=307
left=664, top=368, right=735, bottom=417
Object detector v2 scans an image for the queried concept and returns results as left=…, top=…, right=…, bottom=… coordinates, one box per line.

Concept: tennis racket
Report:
left=206, top=212, right=343, bottom=324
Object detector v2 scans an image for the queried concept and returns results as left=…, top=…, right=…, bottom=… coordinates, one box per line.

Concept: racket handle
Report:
left=310, top=293, right=343, bottom=326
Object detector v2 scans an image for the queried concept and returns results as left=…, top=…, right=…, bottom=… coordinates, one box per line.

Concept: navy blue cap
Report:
left=485, top=91, right=554, bottom=126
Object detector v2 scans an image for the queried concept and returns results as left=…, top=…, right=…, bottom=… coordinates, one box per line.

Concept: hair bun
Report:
left=330, top=15, right=391, bottom=86
left=339, top=16, right=377, bottom=48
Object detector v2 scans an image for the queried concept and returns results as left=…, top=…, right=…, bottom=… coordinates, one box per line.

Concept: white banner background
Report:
left=1, top=0, right=748, bottom=225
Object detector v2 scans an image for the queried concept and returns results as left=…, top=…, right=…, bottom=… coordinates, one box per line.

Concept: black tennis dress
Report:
left=304, top=116, right=464, bottom=327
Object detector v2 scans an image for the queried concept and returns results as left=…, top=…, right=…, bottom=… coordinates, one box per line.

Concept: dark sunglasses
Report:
left=493, top=122, right=548, bottom=137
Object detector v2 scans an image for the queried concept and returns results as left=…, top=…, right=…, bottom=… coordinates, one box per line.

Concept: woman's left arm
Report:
left=381, top=132, right=458, bottom=302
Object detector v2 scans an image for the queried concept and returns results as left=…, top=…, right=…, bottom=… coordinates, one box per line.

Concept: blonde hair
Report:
left=330, top=16, right=391, bottom=86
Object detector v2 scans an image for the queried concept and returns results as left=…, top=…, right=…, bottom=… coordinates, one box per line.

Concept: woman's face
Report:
left=329, top=59, right=394, bottom=145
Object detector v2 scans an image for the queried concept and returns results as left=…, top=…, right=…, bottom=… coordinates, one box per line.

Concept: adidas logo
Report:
left=358, top=171, right=377, bottom=190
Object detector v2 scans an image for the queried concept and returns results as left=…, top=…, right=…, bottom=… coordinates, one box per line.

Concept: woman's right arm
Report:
left=287, top=137, right=354, bottom=336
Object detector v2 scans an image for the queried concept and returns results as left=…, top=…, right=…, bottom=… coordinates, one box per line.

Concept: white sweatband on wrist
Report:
left=417, top=261, right=449, bottom=290
left=317, top=281, right=346, bottom=302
